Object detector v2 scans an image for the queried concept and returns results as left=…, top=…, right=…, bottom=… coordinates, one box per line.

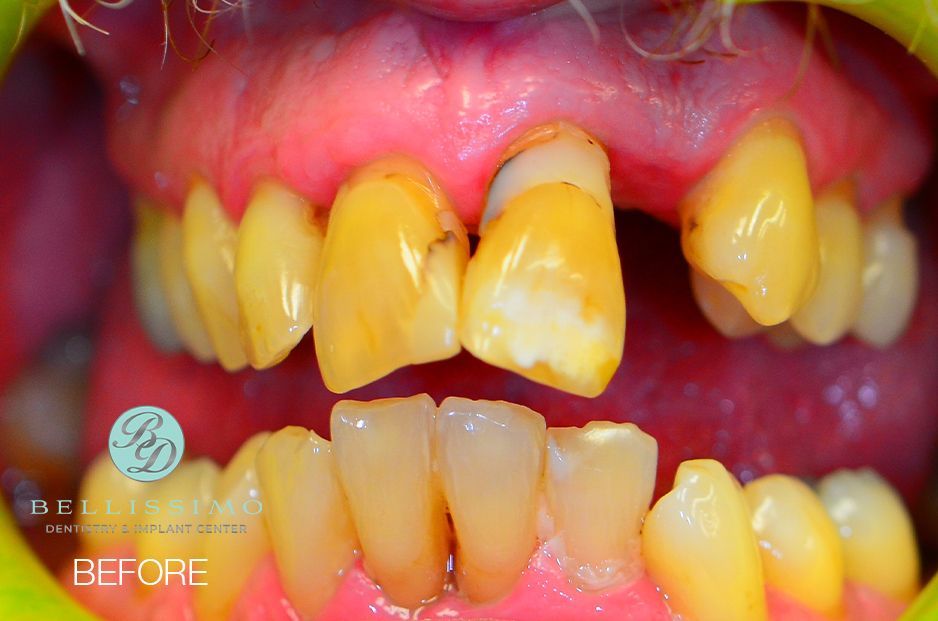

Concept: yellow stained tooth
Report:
left=689, top=268, right=765, bottom=338
left=182, top=180, right=248, bottom=371
left=818, top=468, right=919, bottom=602
left=256, top=427, right=359, bottom=619
left=314, top=157, right=468, bottom=393
left=235, top=182, right=323, bottom=369
left=545, top=422, right=657, bottom=590
left=76, top=454, right=145, bottom=553
left=680, top=118, right=819, bottom=326
left=642, top=459, right=767, bottom=621
left=461, top=127, right=624, bottom=398
left=132, top=199, right=183, bottom=353
left=791, top=185, right=864, bottom=345
left=852, top=199, right=919, bottom=348
left=744, top=474, right=845, bottom=617
left=330, top=395, right=449, bottom=607
left=196, top=433, right=270, bottom=621
left=157, top=211, right=216, bottom=363
left=436, top=397, right=546, bottom=603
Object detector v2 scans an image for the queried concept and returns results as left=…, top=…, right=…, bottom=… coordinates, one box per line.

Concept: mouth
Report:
left=1, top=0, right=938, bottom=619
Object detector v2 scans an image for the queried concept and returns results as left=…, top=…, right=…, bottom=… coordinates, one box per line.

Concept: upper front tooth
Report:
left=680, top=118, right=819, bottom=327
left=131, top=199, right=183, bottom=353
left=818, top=468, right=920, bottom=602
left=642, top=459, right=767, bottom=621
left=256, top=427, right=358, bottom=619
left=852, top=199, right=919, bottom=348
left=436, top=397, right=546, bottom=603
left=791, top=184, right=864, bottom=345
left=544, top=421, right=657, bottom=590
left=330, top=394, right=449, bottom=607
left=460, top=124, right=625, bottom=398
left=689, top=268, right=765, bottom=338
left=182, top=180, right=249, bottom=371
left=76, top=454, right=145, bottom=553
left=744, top=474, right=845, bottom=617
left=314, top=157, right=468, bottom=393
left=235, top=182, right=324, bottom=369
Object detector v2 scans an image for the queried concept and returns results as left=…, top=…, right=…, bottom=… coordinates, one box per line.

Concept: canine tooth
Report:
left=436, top=397, right=546, bottom=603
left=235, top=182, right=323, bottom=369
left=544, top=422, right=657, bottom=590
left=314, top=157, right=468, bottom=393
left=157, top=212, right=216, bottom=362
left=744, top=474, right=845, bottom=616
left=182, top=180, right=248, bottom=371
left=330, top=395, right=449, bottom=607
left=690, top=268, right=765, bottom=338
left=461, top=126, right=624, bottom=397
left=818, top=468, right=919, bottom=602
left=132, top=199, right=183, bottom=352
left=680, top=119, right=819, bottom=326
left=642, top=459, right=767, bottom=621
left=76, top=454, right=145, bottom=553
left=256, top=427, right=358, bottom=619
left=196, top=433, right=270, bottom=621
left=790, top=186, right=864, bottom=345
left=852, top=200, right=919, bottom=348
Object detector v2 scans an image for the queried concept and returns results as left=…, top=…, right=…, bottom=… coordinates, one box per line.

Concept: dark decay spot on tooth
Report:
left=688, top=217, right=699, bottom=233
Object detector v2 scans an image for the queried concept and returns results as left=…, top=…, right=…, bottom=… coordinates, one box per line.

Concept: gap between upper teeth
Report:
left=131, top=118, right=921, bottom=397
left=75, top=394, right=921, bottom=621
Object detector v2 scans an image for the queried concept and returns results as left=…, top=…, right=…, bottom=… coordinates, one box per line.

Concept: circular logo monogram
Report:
left=109, top=406, right=185, bottom=482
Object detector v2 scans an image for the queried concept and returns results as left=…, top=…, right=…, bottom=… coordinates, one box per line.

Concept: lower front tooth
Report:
left=330, top=394, right=449, bottom=607
left=256, top=427, right=358, bottom=619
left=689, top=268, right=765, bottom=338
left=76, top=454, right=145, bottom=554
left=131, top=199, right=183, bottom=353
left=642, top=459, right=767, bottom=621
left=436, top=397, right=547, bottom=603
left=545, top=422, right=657, bottom=590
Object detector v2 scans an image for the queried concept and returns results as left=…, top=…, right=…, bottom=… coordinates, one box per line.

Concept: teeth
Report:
left=131, top=199, right=183, bottom=352
left=818, top=468, right=919, bottom=602
left=255, top=426, right=359, bottom=619
left=182, top=180, right=249, bottom=372
left=314, top=157, right=468, bottom=393
left=76, top=454, right=146, bottom=553
left=689, top=268, right=765, bottom=338
left=790, top=185, right=864, bottom=345
left=852, top=199, right=919, bottom=348
left=234, top=182, right=324, bottom=369
left=460, top=125, right=625, bottom=397
left=642, top=459, right=767, bottom=621
left=436, top=397, right=546, bottom=603
left=330, top=394, right=449, bottom=607
left=544, top=422, right=657, bottom=590
left=744, top=474, right=845, bottom=616
left=680, top=119, right=819, bottom=326
left=196, top=432, right=270, bottom=621
left=157, top=211, right=216, bottom=362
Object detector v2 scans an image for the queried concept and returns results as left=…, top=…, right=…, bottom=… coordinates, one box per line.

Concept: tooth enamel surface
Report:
left=818, top=468, right=919, bottom=602
left=196, top=433, right=270, bottom=621
left=330, top=395, right=449, bottom=607
left=436, top=397, right=547, bottom=603
left=790, top=186, right=864, bottom=345
left=235, top=182, right=323, bottom=369
left=544, top=422, right=657, bottom=590
left=642, top=459, right=767, bottom=621
left=182, top=180, right=248, bottom=371
left=256, top=426, right=358, bottom=619
left=76, top=454, right=146, bottom=553
left=157, top=211, right=216, bottom=363
left=744, top=474, right=845, bottom=616
left=852, top=199, right=919, bottom=348
left=461, top=128, right=624, bottom=397
left=680, top=118, right=819, bottom=327
left=314, top=157, right=468, bottom=393
left=689, top=268, right=765, bottom=338
left=131, top=199, right=183, bottom=352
